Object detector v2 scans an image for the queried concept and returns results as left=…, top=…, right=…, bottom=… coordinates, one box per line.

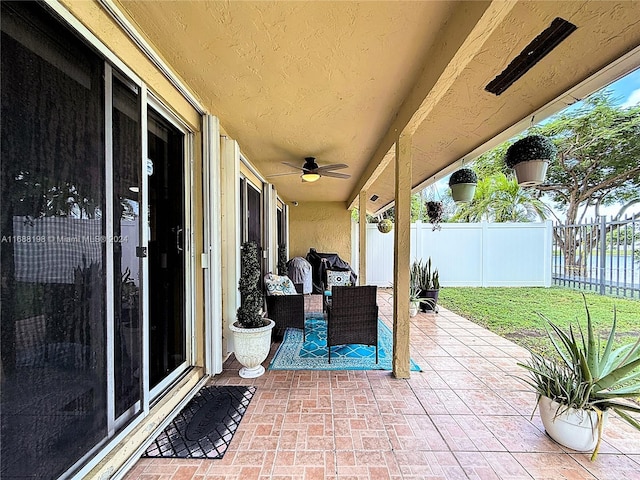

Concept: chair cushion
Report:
left=264, top=273, right=298, bottom=295
left=326, top=270, right=350, bottom=291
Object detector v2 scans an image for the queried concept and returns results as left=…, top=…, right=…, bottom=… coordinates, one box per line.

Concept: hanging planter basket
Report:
left=513, top=160, right=549, bottom=187
left=448, top=168, right=477, bottom=203
left=504, top=135, right=557, bottom=186
left=450, top=183, right=476, bottom=202
left=426, top=201, right=444, bottom=231
left=377, top=218, right=393, bottom=233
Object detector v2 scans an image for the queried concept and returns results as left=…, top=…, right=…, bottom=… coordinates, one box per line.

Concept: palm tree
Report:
left=452, top=173, right=548, bottom=222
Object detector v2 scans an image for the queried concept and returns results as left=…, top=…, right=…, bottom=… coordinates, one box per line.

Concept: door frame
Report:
left=203, top=115, right=223, bottom=375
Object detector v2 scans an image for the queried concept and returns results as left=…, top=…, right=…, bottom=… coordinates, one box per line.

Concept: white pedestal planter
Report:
left=538, top=396, right=607, bottom=452
left=513, top=160, right=549, bottom=186
left=409, top=302, right=419, bottom=317
left=229, top=319, right=275, bottom=378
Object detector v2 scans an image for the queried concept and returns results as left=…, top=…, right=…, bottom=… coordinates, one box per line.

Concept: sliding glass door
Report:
left=1, top=2, right=108, bottom=477
left=147, top=108, right=187, bottom=393
left=1, top=2, right=192, bottom=478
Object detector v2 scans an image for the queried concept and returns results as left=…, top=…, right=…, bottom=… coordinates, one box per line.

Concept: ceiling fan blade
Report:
left=281, top=162, right=304, bottom=171
left=319, top=171, right=351, bottom=179
left=267, top=171, right=300, bottom=177
left=316, top=163, right=348, bottom=171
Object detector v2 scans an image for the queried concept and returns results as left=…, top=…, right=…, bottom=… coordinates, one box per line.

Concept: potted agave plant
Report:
left=448, top=168, right=478, bottom=203
left=504, top=134, right=557, bottom=186
left=229, top=241, right=275, bottom=378
left=518, top=297, right=640, bottom=460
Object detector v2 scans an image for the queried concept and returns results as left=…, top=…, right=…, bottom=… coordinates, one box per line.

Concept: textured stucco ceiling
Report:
left=115, top=0, right=640, bottom=212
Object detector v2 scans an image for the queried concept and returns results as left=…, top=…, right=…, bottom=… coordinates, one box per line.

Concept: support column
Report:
left=220, top=136, right=240, bottom=354
left=359, top=190, right=368, bottom=285
left=393, top=133, right=412, bottom=378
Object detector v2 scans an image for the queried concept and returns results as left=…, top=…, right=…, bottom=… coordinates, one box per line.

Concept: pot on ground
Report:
left=229, top=318, right=275, bottom=378
left=409, top=301, right=419, bottom=317
left=419, top=289, right=439, bottom=313
left=538, top=395, right=608, bottom=452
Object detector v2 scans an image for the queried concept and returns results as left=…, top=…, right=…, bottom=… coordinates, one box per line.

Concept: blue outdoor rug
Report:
left=269, top=313, right=421, bottom=371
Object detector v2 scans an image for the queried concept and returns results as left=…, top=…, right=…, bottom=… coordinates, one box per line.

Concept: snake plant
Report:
left=410, top=257, right=439, bottom=292
left=518, top=296, right=640, bottom=460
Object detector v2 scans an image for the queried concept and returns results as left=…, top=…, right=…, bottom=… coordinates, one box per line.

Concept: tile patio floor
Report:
left=125, top=291, right=640, bottom=480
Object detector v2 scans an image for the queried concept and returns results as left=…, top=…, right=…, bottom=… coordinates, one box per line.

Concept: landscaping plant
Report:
left=518, top=296, right=640, bottom=460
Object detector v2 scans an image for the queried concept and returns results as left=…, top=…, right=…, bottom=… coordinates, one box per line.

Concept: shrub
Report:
left=505, top=135, right=557, bottom=168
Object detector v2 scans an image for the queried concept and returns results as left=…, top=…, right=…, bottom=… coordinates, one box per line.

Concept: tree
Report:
left=534, top=93, right=640, bottom=225
left=469, top=93, right=640, bottom=225
left=469, top=92, right=640, bottom=275
left=452, top=173, right=548, bottom=222
left=533, top=93, right=640, bottom=276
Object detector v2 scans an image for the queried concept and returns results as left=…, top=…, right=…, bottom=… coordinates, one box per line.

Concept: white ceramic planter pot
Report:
left=538, top=396, right=607, bottom=452
left=409, top=302, right=419, bottom=317
left=229, top=318, right=275, bottom=378
left=450, top=183, right=477, bottom=202
left=513, top=160, right=549, bottom=186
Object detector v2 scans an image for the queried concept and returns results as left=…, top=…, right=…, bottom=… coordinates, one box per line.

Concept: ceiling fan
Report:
left=267, top=157, right=350, bottom=182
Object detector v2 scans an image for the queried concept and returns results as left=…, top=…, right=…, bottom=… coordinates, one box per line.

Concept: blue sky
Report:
left=610, top=67, right=640, bottom=108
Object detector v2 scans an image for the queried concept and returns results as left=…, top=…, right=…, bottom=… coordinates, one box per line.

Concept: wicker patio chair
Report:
left=326, top=285, right=378, bottom=363
left=322, top=269, right=351, bottom=312
left=265, top=283, right=306, bottom=340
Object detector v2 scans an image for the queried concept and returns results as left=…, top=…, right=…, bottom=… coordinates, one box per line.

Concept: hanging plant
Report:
left=426, top=201, right=444, bottom=231
left=377, top=218, right=393, bottom=233
left=504, top=135, right=557, bottom=167
left=448, top=168, right=478, bottom=203
left=448, top=168, right=478, bottom=185
left=504, top=135, right=557, bottom=186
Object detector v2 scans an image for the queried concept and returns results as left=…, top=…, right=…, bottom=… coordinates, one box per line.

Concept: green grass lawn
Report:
left=437, top=287, right=640, bottom=357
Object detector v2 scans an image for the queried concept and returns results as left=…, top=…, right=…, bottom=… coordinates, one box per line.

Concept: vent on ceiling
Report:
left=370, top=194, right=379, bottom=202
left=485, top=17, right=577, bottom=96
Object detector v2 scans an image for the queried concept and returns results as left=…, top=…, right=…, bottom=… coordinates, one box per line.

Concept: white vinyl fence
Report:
left=360, top=221, right=553, bottom=288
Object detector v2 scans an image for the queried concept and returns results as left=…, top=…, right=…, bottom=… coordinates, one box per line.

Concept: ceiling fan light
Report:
left=301, top=173, right=321, bottom=182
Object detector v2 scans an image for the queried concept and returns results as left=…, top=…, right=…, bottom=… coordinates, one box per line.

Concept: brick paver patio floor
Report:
left=125, top=291, right=640, bottom=479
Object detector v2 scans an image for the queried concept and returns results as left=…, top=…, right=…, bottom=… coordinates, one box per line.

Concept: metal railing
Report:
left=552, top=215, right=640, bottom=298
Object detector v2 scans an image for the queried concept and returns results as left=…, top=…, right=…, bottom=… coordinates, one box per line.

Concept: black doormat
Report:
left=142, top=385, right=256, bottom=459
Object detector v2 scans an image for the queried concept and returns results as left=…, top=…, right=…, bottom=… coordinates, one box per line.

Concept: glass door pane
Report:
left=247, top=183, right=262, bottom=246
left=1, top=2, right=107, bottom=477
left=147, top=109, right=186, bottom=391
left=112, top=76, right=142, bottom=418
